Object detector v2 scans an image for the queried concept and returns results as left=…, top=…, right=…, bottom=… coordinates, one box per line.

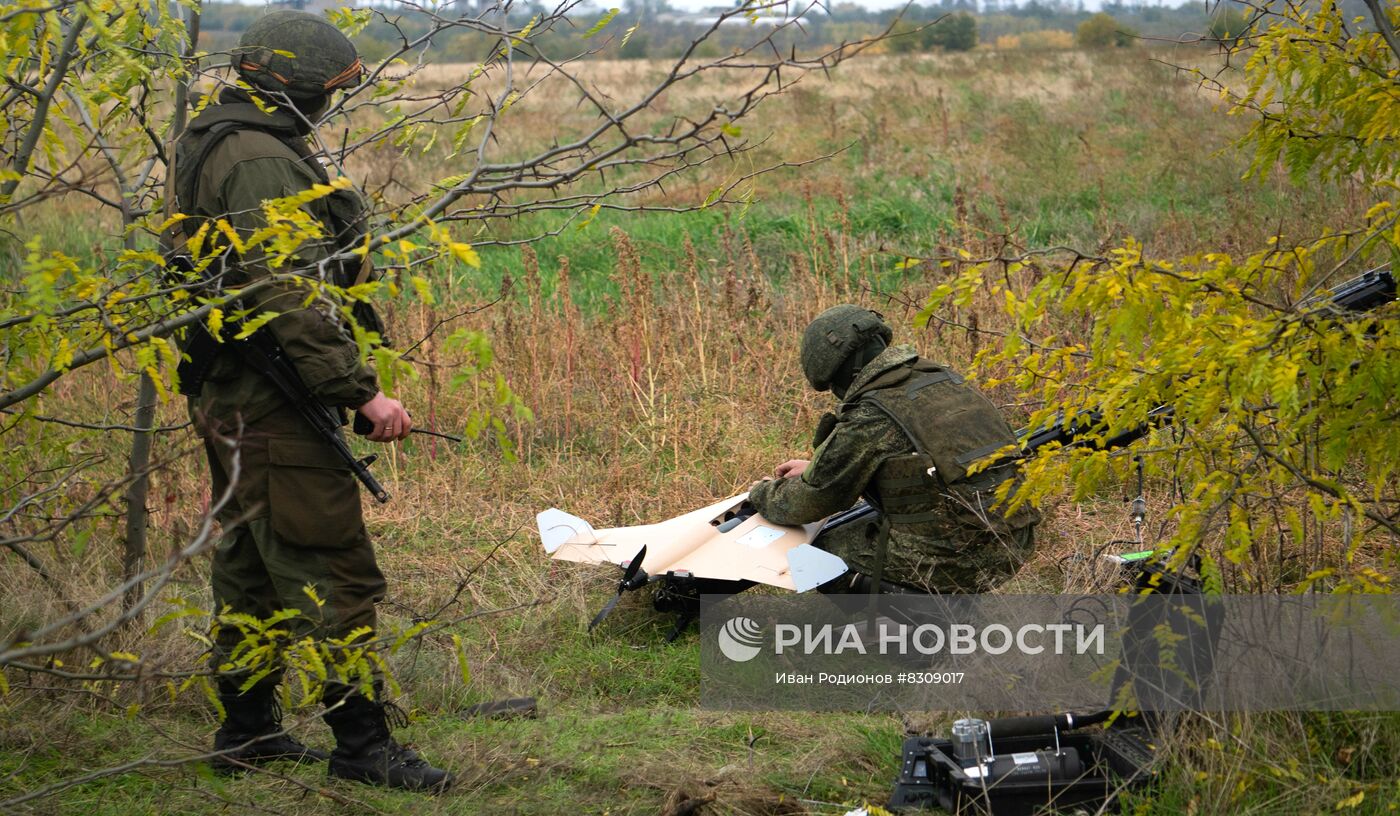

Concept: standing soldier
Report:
left=749, top=305, right=1040, bottom=594
left=173, top=11, right=452, bottom=792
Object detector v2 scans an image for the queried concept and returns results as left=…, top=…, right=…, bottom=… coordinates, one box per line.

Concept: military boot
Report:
left=211, top=679, right=329, bottom=774
left=323, top=692, right=454, bottom=793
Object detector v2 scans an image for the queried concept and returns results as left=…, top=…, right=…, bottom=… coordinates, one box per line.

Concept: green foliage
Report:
left=929, top=0, right=1400, bottom=592
left=583, top=7, right=620, bottom=38
left=157, top=595, right=429, bottom=710
left=1076, top=12, right=1136, bottom=49
left=926, top=11, right=977, bottom=52
left=1238, top=0, right=1400, bottom=186
left=444, top=328, right=535, bottom=460
left=944, top=239, right=1398, bottom=591
left=888, top=13, right=977, bottom=53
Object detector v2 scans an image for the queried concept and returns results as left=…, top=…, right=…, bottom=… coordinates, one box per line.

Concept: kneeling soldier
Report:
left=749, top=305, right=1040, bottom=594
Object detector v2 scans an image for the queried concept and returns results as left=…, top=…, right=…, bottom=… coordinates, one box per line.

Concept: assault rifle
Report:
left=178, top=288, right=462, bottom=505
left=175, top=261, right=392, bottom=503
left=233, top=333, right=391, bottom=504
left=179, top=320, right=392, bottom=504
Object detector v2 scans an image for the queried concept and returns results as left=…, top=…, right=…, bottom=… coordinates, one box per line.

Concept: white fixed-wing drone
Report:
left=537, top=493, right=853, bottom=637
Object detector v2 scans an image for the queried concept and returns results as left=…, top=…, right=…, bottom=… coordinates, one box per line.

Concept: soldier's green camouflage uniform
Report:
left=176, top=88, right=385, bottom=670
left=749, top=344, right=1040, bottom=593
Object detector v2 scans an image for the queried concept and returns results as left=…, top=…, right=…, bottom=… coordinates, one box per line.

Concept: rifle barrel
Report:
left=1016, top=265, right=1394, bottom=457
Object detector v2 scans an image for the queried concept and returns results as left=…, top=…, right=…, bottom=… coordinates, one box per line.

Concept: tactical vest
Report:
left=848, top=359, right=1040, bottom=540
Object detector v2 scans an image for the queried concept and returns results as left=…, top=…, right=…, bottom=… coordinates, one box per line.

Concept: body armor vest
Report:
left=848, top=359, right=1039, bottom=540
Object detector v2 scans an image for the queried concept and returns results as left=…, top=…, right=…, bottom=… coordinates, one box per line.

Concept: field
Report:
left=3, top=47, right=1399, bottom=814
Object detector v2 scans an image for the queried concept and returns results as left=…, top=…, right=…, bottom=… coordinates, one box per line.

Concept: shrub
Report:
left=1076, top=12, right=1136, bottom=48
left=926, top=11, right=977, bottom=52
left=1020, top=29, right=1074, bottom=50
left=887, top=13, right=977, bottom=53
left=886, top=20, right=924, bottom=54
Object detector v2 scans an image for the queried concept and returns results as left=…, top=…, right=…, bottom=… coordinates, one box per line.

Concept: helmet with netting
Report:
left=235, top=10, right=362, bottom=103
left=800, top=305, right=893, bottom=393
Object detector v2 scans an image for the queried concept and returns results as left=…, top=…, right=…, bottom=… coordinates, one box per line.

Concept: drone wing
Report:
left=536, top=493, right=847, bottom=592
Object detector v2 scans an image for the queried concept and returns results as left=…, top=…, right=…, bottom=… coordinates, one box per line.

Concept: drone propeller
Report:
left=588, top=546, right=648, bottom=632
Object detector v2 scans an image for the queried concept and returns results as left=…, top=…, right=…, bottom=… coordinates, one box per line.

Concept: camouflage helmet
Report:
left=800, top=305, right=893, bottom=393
left=236, top=11, right=362, bottom=102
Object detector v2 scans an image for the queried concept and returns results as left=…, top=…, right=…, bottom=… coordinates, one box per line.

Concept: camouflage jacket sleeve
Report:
left=749, top=401, right=912, bottom=525
left=217, top=156, right=379, bottom=408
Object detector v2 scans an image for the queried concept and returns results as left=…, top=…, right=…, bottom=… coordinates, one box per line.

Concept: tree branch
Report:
left=0, top=10, right=87, bottom=202
left=1362, top=0, right=1400, bottom=66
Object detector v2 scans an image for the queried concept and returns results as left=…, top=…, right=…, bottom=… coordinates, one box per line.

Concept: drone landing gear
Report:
left=652, top=573, right=753, bottom=642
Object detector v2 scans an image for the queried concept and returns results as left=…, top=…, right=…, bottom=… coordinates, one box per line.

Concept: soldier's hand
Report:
left=358, top=392, right=412, bottom=442
left=774, top=459, right=810, bottom=479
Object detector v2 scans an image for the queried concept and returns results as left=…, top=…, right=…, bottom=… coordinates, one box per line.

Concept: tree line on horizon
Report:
left=196, top=0, right=1272, bottom=61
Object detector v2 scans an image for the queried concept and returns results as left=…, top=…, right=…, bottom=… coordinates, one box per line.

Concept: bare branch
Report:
left=0, top=442, right=234, bottom=665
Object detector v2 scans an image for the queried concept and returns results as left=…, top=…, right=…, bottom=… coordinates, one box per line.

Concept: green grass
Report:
left=2, top=671, right=912, bottom=815
left=15, top=673, right=1398, bottom=814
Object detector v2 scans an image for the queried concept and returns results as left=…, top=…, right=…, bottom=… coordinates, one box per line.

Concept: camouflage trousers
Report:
left=813, top=510, right=1035, bottom=594
left=202, top=406, right=387, bottom=679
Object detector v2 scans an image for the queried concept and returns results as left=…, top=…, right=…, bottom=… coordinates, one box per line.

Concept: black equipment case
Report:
left=889, top=724, right=1156, bottom=815
left=889, top=558, right=1208, bottom=814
